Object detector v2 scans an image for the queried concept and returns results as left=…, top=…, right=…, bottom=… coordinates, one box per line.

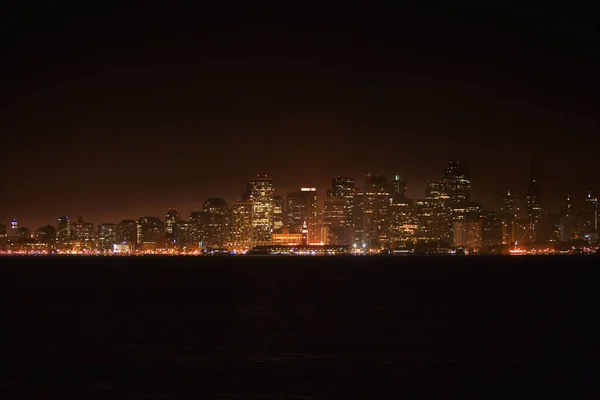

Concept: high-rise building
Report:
left=352, top=190, right=365, bottom=244
left=559, top=194, right=573, bottom=242
left=389, top=198, right=418, bottom=247
left=165, top=208, right=180, bottom=239
left=425, top=180, right=452, bottom=243
left=525, top=150, right=544, bottom=242
left=501, top=190, right=519, bottom=220
left=323, top=196, right=353, bottom=244
left=70, top=217, right=95, bottom=243
left=246, top=175, right=275, bottom=245
left=363, top=174, right=390, bottom=247
left=116, top=220, right=138, bottom=245
left=482, top=211, right=502, bottom=246
left=10, top=218, right=18, bottom=237
left=500, top=190, right=518, bottom=245
left=287, top=188, right=320, bottom=244
left=189, top=211, right=209, bottom=244
left=390, top=174, right=407, bottom=203
left=98, top=223, right=117, bottom=250
left=453, top=220, right=483, bottom=250
left=230, top=201, right=253, bottom=250
left=444, top=161, right=471, bottom=208
left=56, top=217, right=70, bottom=244
left=272, top=195, right=284, bottom=232
left=331, top=176, right=355, bottom=228
left=203, top=198, right=230, bottom=248
left=579, top=190, right=598, bottom=243
left=136, top=217, right=164, bottom=244
left=0, top=224, right=7, bottom=237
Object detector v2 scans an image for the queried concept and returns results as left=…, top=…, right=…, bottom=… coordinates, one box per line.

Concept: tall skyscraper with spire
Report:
left=526, top=150, right=543, bottom=222
left=525, top=150, right=544, bottom=243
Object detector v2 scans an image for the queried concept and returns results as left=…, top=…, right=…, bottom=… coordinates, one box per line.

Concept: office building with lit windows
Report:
left=165, top=208, right=180, bottom=239
left=203, top=198, right=230, bottom=248
left=362, top=174, right=390, bottom=247
left=230, top=201, right=253, bottom=250
left=246, top=175, right=275, bottom=245
left=272, top=195, right=284, bottom=232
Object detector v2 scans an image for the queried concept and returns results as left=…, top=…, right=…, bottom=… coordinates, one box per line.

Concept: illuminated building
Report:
left=415, top=199, right=436, bottom=242
left=500, top=190, right=520, bottom=245
left=559, top=194, right=573, bottom=242
left=165, top=208, right=180, bottom=239
left=70, top=217, right=95, bottom=244
left=390, top=174, right=407, bottom=203
left=352, top=190, right=365, bottom=244
left=331, top=176, right=355, bottom=227
left=203, top=198, right=230, bottom=248
left=363, top=174, right=390, bottom=247
left=425, top=180, right=452, bottom=243
left=136, top=217, right=164, bottom=244
left=173, top=219, right=194, bottom=244
left=246, top=175, right=275, bottom=245
left=36, top=225, right=56, bottom=244
left=323, top=196, right=353, bottom=244
left=482, top=212, right=502, bottom=246
left=545, top=213, right=561, bottom=243
left=577, top=191, right=598, bottom=243
left=116, top=220, right=137, bottom=246
left=0, top=224, right=6, bottom=237
left=189, top=211, right=209, bottom=244
left=444, top=161, right=470, bottom=208
left=272, top=227, right=303, bottom=245
left=287, top=188, right=320, bottom=244
left=389, top=199, right=418, bottom=247
left=230, top=201, right=253, bottom=249
left=98, top=223, right=116, bottom=250
left=525, top=150, right=544, bottom=242
left=10, top=218, right=18, bottom=237
left=453, top=220, right=482, bottom=249
left=56, top=217, right=70, bottom=244
left=273, top=195, right=284, bottom=232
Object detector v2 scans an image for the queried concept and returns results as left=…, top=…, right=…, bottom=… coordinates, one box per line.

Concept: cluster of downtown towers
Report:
left=1, top=157, right=599, bottom=252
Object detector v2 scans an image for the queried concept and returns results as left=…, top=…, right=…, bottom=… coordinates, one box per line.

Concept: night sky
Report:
left=1, top=4, right=598, bottom=229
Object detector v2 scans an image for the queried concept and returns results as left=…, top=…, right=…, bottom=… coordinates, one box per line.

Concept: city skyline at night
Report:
left=1, top=156, right=598, bottom=255
left=1, top=5, right=598, bottom=236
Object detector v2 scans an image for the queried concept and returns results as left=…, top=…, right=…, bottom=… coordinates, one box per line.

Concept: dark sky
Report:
left=1, top=4, right=598, bottom=229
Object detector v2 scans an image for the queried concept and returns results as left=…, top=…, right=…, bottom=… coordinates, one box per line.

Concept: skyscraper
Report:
left=331, top=176, right=355, bottom=228
left=526, top=150, right=543, bottom=222
left=56, top=217, right=70, bottom=244
left=165, top=208, right=180, bottom=239
left=10, top=218, right=18, bottom=237
left=444, top=161, right=470, bottom=208
left=136, top=217, right=164, bottom=244
left=230, top=201, right=253, bottom=250
left=500, top=190, right=520, bottom=245
left=363, top=174, right=390, bottom=247
left=525, top=150, right=544, bottom=242
left=116, top=220, right=137, bottom=245
left=287, top=188, right=319, bottom=244
left=98, top=223, right=116, bottom=250
left=390, top=174, right=407, bottom=203
left=0, top=224, right=7, bottom=237
left=246, top=175, right=275, bottom=245
left=559, top=194, right=573, bottom=242
left=272, top=195, right=284, bottom=232
left=203, top=198, right=230, bottom=248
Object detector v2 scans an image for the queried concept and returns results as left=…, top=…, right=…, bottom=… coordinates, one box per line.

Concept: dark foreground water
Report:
left=2, top=256, right=599, bottom=398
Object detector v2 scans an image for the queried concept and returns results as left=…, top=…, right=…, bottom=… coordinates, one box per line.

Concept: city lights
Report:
left=1, top=163, right=598, bottom=256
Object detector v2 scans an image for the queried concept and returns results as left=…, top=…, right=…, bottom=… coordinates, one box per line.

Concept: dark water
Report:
left=2, top=256, right=599, bottom=398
